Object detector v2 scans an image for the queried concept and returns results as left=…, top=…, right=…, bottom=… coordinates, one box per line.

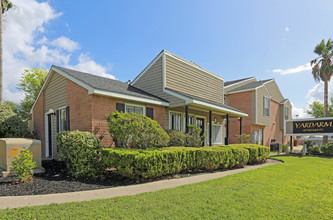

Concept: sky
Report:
left=2, top=0, right=333, bottom=119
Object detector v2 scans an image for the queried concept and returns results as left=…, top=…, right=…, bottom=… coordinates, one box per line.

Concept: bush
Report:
left=282, top=144, right=287, bottom=152
left=101, top=146, right=249, bottom=179
left=223, top=144, right=270, bottom=164
left=236, top=134, right=251, bottom=144
left=107, top=111, right=169, bottom=149
left=11, top=149, right=37, bottom=183
left=309, top=146, right=321, bottom=155
left=185, top=125, right=204, bottom=147
left=57, top=130, right=102, bottom=178
left=166, top=129, right=186, bottom=147
left=0, top=104, right=32, bottom=138
left=321, top=143, right=333, bottom=156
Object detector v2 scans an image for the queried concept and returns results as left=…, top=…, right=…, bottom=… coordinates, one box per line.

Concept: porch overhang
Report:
left=164, top=88, right=248, bottom=118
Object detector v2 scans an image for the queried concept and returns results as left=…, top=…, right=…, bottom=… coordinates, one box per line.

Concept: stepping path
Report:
left=0, top=159, right=282, bottom=209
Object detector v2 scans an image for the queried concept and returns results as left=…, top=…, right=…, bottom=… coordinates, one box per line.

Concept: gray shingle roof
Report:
left=224, top=77, right=255, bottom=87
left=280, top=99, right=289, bottom=104
left=53, top=66, right=168, bottom=103
left=165, top=88, right=247, bottom=115
left=228, top=79, right=273, bottom=93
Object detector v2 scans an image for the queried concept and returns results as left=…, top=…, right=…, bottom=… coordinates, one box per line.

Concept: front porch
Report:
left=166, top=102, right=247, bottom=146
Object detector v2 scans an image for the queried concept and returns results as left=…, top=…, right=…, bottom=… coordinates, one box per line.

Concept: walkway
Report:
left=0, top=159, right=282, bottom=209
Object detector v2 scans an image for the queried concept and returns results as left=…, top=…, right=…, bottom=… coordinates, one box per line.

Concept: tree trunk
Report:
left=323, top=80, right=328, bottom=144
left=0, top=2, right=3, bottom=103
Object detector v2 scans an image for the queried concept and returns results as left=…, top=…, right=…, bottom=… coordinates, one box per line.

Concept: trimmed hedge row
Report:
left=102, top=146, right=250, bottom=179
left=225, top=144, right=270, bottom=164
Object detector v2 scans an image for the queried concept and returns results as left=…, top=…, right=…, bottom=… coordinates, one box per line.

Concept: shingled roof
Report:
left=224, top=77, right=255, bottom=87
left=227, top=79, right=273, bottom=93
left=53, top=66, right=168, bottom=103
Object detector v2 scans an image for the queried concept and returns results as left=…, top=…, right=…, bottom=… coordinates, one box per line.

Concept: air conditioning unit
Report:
left=0, top=138, right=45, bottom=177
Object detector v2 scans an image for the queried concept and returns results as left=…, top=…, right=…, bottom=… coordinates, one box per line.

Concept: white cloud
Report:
left=291, top=102, right=309, bottom=119
left=67, top=53, right=115, bottom=79
left=50, top=36, right=80, bottom=52
left=2, top=0, right=114, bottom=103
left=285, top=26, right=289, bottom=32
left=273, top=63, right=312, bottom=75
left=305, top=81, right=333, bottom=104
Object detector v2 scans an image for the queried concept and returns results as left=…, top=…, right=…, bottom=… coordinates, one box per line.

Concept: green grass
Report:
left=1, top=156, right=333, bottom=219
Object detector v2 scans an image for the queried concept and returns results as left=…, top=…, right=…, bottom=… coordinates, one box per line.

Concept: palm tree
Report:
left=310, top=39, right=333, bottom=144
left=0, top=0, right=13, bottom=103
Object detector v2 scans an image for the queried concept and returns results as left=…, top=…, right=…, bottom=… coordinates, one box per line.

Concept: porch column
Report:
left=239, top=117, right=242, bottom=135
left=185, top=105, right=189, bottom=133
left=209, top=110, right=212, bottom=146
left=225, top=114, right=229, bottom=145
left=290, top=136, right=293, bottom=153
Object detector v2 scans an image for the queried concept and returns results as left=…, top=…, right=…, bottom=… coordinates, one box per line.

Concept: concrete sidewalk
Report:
left=0, top=159, right=282, bottom=209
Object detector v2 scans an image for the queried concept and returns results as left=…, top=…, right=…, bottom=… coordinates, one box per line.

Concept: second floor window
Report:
left=263, top=97, right=270, bottom=117
left=285, top=107, right=289, bottom=120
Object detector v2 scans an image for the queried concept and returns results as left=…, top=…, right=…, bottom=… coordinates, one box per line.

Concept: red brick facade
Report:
left=228, top=91, right=253, bottom=144
left=227, top=91, right=287, bottom=147
left=32, top=90, right=45, bottom=156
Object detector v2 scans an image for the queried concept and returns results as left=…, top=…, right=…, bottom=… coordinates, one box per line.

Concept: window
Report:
left=126, top=105, right=144, bottom=115
left=183, top=115, right=194, bottom=131
left=263, top=97, right=270, bottom=117
left=58, top=107, right=69, bottom=132
left=285, top=107, right=289, bottom=120
left=170, top=112, right=182, bottom=131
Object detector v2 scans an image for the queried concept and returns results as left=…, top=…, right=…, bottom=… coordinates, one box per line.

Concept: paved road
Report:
left=0, top=159, right=282, bottom=209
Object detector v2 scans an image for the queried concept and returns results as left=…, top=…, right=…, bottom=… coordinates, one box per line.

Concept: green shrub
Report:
left=166, top=129, right=186, bottom=147
left=0, top=104, right=32, bottom=138
left=236, top=134, right=251, bottom=144
left=282, top=144, right=287, bottom=152
left=185, top=125, right=204, bottom=147
left=11, top=149, right=37, bottom=183
left=309, top=146, right=321, bottom=155
left=321, top=143, right=333, bottom=156
left=225, top=144, right=270, bottom=164
left=101, top=146, right=249, bottom=179
left=107, top=111, right=169, bottom=149
left=57, top=130, right=102, bottom=178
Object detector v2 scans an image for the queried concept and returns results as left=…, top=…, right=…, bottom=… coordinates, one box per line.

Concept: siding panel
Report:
left=265, top=81, right=284, bottom=102
left=165, top=55, right=224, bottom=104
left=44, top=72, right=67, bottom=112
left=256, top=87, right=270, bottom=126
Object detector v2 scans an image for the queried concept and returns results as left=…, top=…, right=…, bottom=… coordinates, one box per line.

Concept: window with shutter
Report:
left=263, top=97, right=270, bottom=117
left=146, top=107, right=154, bottom=119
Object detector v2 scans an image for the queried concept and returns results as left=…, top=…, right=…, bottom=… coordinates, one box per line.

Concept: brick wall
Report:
left=66, top=80, right=93, bottom=132
left=32, top=90, right=45, bottom=156
left=227, top=91, right=253, bottom=144
left=263, top=100, right=282, bottom=147
left=146, top=104, right=166, bottom=128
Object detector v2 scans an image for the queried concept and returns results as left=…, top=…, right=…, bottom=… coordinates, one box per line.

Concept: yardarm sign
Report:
left=285, top=117, right=333, bottom=136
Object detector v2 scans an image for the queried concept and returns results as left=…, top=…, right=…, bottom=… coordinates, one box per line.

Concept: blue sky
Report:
left=3, top=0, right=333, bottom=118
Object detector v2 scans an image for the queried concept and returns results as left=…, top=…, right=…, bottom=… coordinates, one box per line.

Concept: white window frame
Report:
left=263, top=96, right=270, bottom=117
left=58, top=106, right=67, bottom=132
left=125, top=103, right=145, bottom=115
left=169, top=111, right=183, bottom=131
left=183, top=114, right=195, bottom=132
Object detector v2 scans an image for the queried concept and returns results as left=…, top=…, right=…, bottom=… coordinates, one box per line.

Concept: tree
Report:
left=17, top=68, right=47, bottom=120
left=0, top=0, right=13, bottom=102
left=310, top=39, right=333, bottom=144
left=306, top=99, right=333, bottom=118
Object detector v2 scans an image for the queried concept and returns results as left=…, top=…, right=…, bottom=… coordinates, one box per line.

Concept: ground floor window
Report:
left=170, top=112, right=182, bottom=131
left=126, top=104, right=144, bottom=115
left=183, top=115, right=194, bottom=131
left=59, top=107, right=67, bottom=132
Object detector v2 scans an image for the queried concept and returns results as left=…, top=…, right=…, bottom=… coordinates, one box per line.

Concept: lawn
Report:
left=1, top=156, right=332, bottom=219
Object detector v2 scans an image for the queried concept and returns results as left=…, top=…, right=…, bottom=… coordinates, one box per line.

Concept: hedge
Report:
left=225, top=144, right=270, bottom=164
left=101, top=146, right=249, bottom=179
left=322, top=142, right=333, bottom=156
left=57, top=130, right=102, bottom=178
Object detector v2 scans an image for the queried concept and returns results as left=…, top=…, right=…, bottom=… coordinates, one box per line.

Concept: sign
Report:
left=285, top=117, right=333, bottom=136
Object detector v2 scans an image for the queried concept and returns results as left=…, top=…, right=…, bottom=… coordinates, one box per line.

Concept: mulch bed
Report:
left=0, top=160, right=195, bottom=197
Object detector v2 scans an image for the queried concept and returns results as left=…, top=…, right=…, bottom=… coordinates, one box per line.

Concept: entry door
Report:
left=46, top=114, right=53, bottom=158
left=196, top=118, right=205, bottom=146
